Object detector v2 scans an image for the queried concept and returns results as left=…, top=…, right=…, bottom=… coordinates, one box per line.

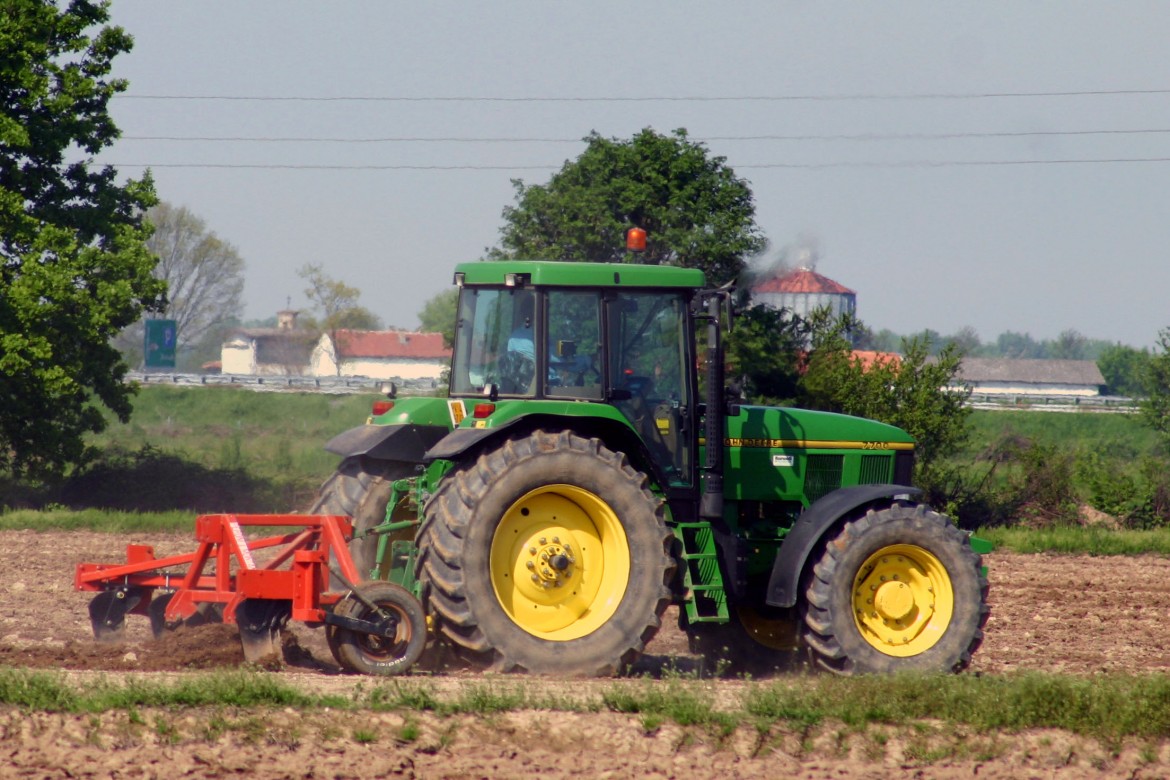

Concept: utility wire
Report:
left=113, top=88, right=1170, bottom=103
left=121, top=128, right=1170, bottom=144
left=106, top=157, right=1170, bottom=171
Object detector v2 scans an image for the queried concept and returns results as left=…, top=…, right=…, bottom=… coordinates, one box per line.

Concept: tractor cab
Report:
left=448, top=262, right=703, bottom=488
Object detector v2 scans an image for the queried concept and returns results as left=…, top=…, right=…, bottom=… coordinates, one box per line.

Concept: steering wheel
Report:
left=495, top=351, right=535, bottom=394
left=574, top=354, right=602, bottom=386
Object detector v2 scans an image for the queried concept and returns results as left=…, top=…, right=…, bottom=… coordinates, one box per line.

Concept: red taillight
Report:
left=372, top=400, right=395, bottom=416
left=473, top=403, right=495, bottom=419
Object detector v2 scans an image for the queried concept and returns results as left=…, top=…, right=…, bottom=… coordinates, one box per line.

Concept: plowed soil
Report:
left=4, top=528, right=1170, bottom=778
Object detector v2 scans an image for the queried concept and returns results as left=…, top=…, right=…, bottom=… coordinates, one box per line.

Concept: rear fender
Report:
left=424, top=413, right=667, bottom=487
left=325, top=423, right=450, bottom=463
left=764, top=484, right=921, bottom=608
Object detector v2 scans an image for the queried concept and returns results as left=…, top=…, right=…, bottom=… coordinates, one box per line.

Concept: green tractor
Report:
left=313, top=260, right=989, bottom=676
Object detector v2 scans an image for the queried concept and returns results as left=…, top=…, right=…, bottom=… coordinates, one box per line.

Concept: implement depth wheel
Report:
left=418, top=430, right=675, bottom=676
left=331, top=582, right=426, bottom=675
left=802, top=503, right=989, bottom=675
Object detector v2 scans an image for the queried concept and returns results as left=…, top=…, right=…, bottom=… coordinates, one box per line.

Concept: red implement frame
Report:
left=75, top=514, right=360, bottom=626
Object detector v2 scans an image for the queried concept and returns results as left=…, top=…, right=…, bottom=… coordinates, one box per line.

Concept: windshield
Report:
left=451, top=287, right=537, bottom=396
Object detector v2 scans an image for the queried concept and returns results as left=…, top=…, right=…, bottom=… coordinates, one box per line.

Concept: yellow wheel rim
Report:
left=851, top=544, right=954, bottom=658
left=490, top=485, right=630, bottom=641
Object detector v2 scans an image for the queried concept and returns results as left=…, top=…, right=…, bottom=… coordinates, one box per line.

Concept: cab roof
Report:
left=453, top=260, right=707, bottom=290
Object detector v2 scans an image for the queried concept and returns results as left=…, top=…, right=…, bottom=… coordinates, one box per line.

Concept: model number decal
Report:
left=725, top=437, right=897, bottom=450
left=772, top=455, right=794, bottom=467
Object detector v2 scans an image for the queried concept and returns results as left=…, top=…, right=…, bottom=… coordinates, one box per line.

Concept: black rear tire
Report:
left=310, top=456, right=415, bottom=580
left=801, top=503, right=989, bottom=675
left=417, top=430, right=675, bottom=676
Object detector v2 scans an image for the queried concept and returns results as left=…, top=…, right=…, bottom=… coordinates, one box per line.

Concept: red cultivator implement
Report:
left=74, top=514, right=426, bottom=675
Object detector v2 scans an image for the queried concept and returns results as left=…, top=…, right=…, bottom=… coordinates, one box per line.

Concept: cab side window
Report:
left=544, top=290, right=602, bottom=400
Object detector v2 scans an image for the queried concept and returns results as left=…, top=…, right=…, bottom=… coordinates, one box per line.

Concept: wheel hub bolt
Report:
left=526, top=561, right=535, bottom=571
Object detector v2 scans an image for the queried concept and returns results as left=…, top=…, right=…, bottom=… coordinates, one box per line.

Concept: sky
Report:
left=100, top=2, right=1170, bottom=349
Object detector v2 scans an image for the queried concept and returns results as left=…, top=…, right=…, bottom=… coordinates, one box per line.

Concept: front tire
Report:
left=417, top=430, right=675, bottom=676
left=801, top=503, right=989, bottom=675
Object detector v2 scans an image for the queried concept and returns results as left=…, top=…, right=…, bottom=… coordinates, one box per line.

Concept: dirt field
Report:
left=5, top=528, right=1170, bottom=778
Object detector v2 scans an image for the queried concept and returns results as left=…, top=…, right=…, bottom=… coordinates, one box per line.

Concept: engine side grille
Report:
left=805, top=454, right=843, bottom=502
left=859, top=454, right=892, bottom=485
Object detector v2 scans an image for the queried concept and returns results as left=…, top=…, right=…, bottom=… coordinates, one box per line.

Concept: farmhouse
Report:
left=311, top=329, right=451, bottom=382
left=954, top=358, right=1106, bottom=397
left=220, top=310, right=315, bottom=376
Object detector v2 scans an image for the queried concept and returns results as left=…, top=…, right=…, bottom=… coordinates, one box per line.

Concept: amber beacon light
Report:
left=625, top=226, right=646, bottom=253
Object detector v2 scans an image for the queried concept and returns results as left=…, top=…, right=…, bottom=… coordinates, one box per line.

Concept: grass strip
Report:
left=745, top=672, right=1170, bottom=741
left=6, top=668, right=1170, bottom=742
left=977, top=525, right=1170, bottom=555
left=0, top=509, right=195, bottom=534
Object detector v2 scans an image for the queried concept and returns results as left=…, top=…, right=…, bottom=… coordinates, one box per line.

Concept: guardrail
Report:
left=127, top=373, right=1140, bottom=412
left=965, top=393, right=1138, bottom=413
left=127, top=372, right=442, bottom=396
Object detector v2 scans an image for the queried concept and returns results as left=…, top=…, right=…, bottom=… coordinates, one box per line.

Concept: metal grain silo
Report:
left=751, top=266, right=857, bottom=319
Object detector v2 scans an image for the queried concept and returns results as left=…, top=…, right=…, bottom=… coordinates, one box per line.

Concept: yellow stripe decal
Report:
left=703, top=437, right=914, bottom=451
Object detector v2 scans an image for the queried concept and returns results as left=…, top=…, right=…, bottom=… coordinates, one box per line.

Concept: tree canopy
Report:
left=1140, top=329, right=1170, bottom=450
left=417, top=287, right=457, bottom=347
left=489, top=128, right=766, bottom=285
left=728, top=307, right=971, bottom=481
left=0, top=1, right=164, bottom=477
left=298, top=263, right=383, bottom=332
left=116, top=201, right=244, bottom=369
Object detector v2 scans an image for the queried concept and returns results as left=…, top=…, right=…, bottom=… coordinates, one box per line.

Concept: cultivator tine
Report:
left=236, top=598, right=292, bottom=665
left=147, top=592, right=176, bottom=638
left=88, top=587, right=144, bottom=642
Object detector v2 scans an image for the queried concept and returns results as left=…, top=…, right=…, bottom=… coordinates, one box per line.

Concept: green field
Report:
left=2, top=385, right=384, bottom=514
left=3, top=386, right=1164, bottom=541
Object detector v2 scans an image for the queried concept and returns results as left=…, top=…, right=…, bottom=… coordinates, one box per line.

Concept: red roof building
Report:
left=331, top=330, right=450, bottom=360
left=312, top=330, right=452, bottom=381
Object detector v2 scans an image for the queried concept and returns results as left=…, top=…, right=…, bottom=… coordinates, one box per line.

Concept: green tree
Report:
left=1097, top=343, right=1149, bottom=397
left=724, top=304, right=808, bottom=405
left=298, top=263, right=383, bottom=332
left=941, top=325, right=981, bottom=357
left=799, top=317, right=971, bottom=478
left=489, top=128, right=765, bottom=285
left=994, top=330, right=1045, bottom=359
left=417, top=287, right=458, bottom=347
left=1140, top=329, right=1170, bottom=449
left=1049, top=328, right=1088, bottom=360
left=0, top=2, right=164, bottom=477
left=116, top=201, right=245, bottom=370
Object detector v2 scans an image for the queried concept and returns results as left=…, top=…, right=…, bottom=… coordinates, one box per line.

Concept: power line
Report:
left=113, top=88, right=1170, bottom=103
left=106, top=157, right=1170, bottom=171
left=121, top=128, right=1170, bottom=144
